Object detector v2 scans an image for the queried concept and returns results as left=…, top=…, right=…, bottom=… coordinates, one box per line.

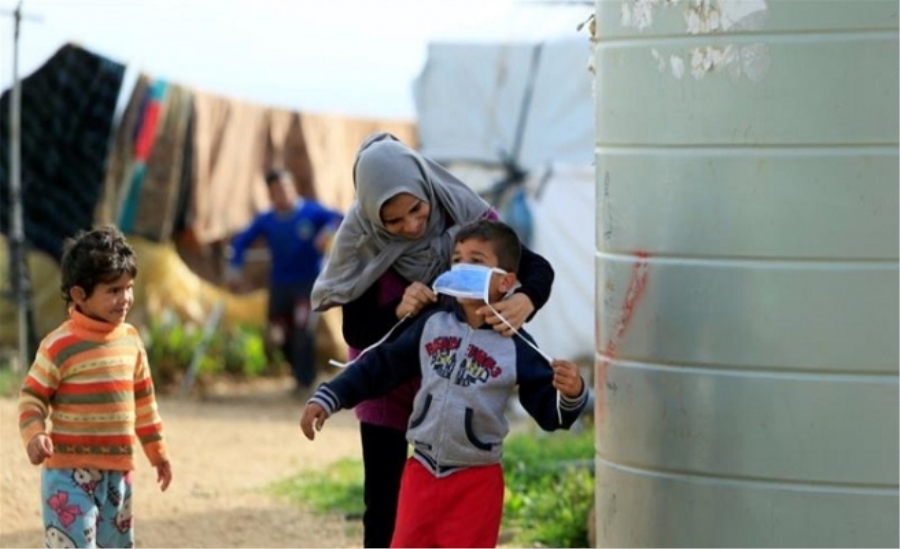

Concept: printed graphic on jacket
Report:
left=425, top=336, right=503, bottom=387
left=456, top=344, right=503, bottom=387
left=425, top=336, right=461, bottom=379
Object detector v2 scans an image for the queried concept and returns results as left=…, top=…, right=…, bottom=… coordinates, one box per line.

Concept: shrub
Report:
left=269, top=458, right=365, bottom=518
left=142, top=309, right=278, bottom=393
left=269, top=426, right=595, bottom=548
left=502, top=427, right=595, bottom=547
left=0, top=362, right=23, bottom=397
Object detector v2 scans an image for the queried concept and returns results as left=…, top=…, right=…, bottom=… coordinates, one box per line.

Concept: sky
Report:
left=0, top=0, right=552, bottom=119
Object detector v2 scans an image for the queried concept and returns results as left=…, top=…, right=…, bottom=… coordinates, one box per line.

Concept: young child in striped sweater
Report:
left=18, top=225, right=172, bottom=548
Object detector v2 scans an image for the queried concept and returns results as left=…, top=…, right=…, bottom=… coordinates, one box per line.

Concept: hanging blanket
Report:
left=298, top=112, right=418, bottom=212
left=0, top=43, right=125, bottom=260
left=105, top=76, right=194, bottom=242
left=187, top=90, right=314, bottom=244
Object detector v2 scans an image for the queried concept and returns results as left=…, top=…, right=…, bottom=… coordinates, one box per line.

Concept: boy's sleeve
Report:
left=324, top=204, right=344, bottom=228
left=312, top=203, right=344, bottom=254
left=133, top=335, right=169, bottom=466
left=229, top=214, right=266, bottom=269
left=309, top=311, right=430, bottom=415
left=18, top=344, right=59, bottom=447
left=514, top=335, right=588, bottom=431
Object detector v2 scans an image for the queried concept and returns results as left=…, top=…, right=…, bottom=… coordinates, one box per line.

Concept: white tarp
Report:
left=412, top=2, right=595, bottom=171
left=413, top=3, right=597, bottom=360
left=525, top=164, right=596, bottom=361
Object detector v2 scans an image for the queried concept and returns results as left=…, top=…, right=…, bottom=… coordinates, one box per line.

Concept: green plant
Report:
left=0, top=365, right=23, bottom=397
left=269, top=458, right=365, bottom=517
left=213, top=324, right=269, bottom=377
left=143, top=310, right=206, bottom=390
left=0, top=347, right=26, bottom=397
left=142, top=309, right=278, bottom=392
left=502, top=428, right=595, bottom=548
left=268, top=427, right=595, bottom=548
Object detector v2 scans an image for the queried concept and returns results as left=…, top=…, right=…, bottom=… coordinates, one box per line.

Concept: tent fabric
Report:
left=299, top=112, right=419, bottom=212
left=0, top=234, right=348, bottom=368
left=115, top=79, right=166, bottom=232
left=413, top=4, right=597, bottom=361
left=187, top=90, right=314, bottom=245
left=0, top=43, right=126, bottom=260
left=100, top=76, right=419, bottom=245
left=1, top=44, right=419, bottom=369
left=523, top=164, right=596, bottom=361
left=98, top=73, right=149, bottom=227
left=413, top=33, right=593, bottom=172
left=101, top=75, right=195, bottom=242
left=126, top=80, right=194, bottom=241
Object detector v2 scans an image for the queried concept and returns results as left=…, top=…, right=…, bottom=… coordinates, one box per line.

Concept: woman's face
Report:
left=380, top=192, right=431, bottom=239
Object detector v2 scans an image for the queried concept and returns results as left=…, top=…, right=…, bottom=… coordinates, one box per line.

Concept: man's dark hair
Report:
left=454, top=219, right=522, bottom=273
left=60, top=225, right=138, bottom=305
left=265, top=168, right=291, bottom=186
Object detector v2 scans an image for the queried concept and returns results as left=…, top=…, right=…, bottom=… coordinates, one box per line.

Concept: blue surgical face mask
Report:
left=329, top=264, right=504, bottom=372
left=432, top=263, right=507, bottom=302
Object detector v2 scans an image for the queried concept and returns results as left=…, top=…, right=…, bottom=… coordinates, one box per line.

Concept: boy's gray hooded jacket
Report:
left=310, top=302, right=588, bottom=477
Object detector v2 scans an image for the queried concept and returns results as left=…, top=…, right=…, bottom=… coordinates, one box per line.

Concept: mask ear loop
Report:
left=484, top=292, right=563, bottom=426
left=329, top=313, right=412, bottom=369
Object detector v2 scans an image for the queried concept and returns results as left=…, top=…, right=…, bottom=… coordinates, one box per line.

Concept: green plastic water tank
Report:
left=593, top=1, right=898, bottom=546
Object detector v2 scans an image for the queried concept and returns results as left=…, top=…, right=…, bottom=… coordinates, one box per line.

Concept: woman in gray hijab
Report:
left=310, top=132, right=554, bottom=548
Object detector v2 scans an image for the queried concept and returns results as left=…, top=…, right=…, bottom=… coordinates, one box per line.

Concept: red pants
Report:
left=391, top=457, right=504, bottom=548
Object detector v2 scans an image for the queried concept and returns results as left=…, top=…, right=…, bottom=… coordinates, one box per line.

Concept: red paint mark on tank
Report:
left=597, top=251, right=650, bottom=425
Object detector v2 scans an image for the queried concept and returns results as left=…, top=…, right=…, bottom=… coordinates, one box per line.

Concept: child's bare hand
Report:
left=155, top=460, right=172, bottom=492
left=551, top=360, right=584, bottom=399
left=26, top=433, right=53, bottom=465
left=396, top=282, right=437, bottom=319
left=300, top=403, right=328, bottom=440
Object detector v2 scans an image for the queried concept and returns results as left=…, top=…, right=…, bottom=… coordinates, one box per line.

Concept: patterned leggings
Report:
left=41, top=468, right=134, bottom=548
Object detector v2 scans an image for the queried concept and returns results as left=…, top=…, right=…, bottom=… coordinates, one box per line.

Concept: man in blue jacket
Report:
left=228, top=169, right=343, bottom=394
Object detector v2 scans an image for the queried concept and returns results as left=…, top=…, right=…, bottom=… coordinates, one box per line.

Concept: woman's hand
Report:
left=395, top=282, right=437, bottom=319
left=477, top=292, right=535, bottom=337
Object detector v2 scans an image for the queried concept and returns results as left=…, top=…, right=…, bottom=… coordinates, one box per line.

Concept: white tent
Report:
left=522, top=164, right=596, bottom=361
left=412, top=2, right=595, bottom=172
left=412, top=1, right=597, bottom=361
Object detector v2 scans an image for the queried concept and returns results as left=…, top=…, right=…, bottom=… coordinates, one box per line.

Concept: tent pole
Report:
left=4, top=0, right=39, bottom=372
left=10, top=1, right=28, bottom=372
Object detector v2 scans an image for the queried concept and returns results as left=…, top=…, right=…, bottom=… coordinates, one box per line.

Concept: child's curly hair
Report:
left=60, top=225, right=138, bottom=305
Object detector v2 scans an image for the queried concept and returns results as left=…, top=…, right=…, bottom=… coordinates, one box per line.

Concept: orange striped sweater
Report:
left=18, top=308, right=168, bottom=470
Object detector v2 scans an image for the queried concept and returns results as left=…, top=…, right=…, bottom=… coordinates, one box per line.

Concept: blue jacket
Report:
left=311, top=301, right=588, bottom=477
left=230, top=199, right=342, bottom=286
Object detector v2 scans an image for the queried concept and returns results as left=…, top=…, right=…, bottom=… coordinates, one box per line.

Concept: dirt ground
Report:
left=0, top=376, right=366, bottom=548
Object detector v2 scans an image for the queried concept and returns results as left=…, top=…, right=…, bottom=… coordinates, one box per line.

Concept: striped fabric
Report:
left=18, top=309, right=168, bottom=471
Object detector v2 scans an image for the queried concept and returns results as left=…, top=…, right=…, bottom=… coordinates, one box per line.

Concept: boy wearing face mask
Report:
left=300, top=219, right=587, bottom=548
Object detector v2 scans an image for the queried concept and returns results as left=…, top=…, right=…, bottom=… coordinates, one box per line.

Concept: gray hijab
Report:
left=311, top=132, right=491, bottom=311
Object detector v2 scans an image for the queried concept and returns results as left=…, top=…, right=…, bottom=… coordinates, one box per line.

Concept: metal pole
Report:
left=8, top=1, right=30, bottom=372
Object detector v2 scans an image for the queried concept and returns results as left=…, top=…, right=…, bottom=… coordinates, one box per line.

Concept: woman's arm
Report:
left=515, top=245, right=555, bottom=315
left=341, top=281, right=403, bottom=350
left=477, top=244, right=554, bottom=334
left=482, top=206, right=555, bottom=311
